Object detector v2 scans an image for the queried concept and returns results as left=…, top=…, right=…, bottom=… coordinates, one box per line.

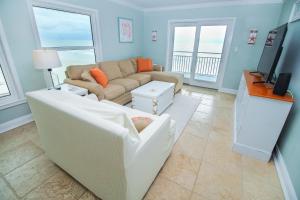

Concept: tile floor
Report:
left=0, top=85, right=284, bottom=200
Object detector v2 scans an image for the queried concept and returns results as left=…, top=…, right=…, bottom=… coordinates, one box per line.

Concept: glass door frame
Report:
left=167, top=18, right=235, bottom=90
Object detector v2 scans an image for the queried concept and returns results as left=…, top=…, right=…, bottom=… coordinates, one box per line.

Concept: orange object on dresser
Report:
left=244, top=70, right=294, bottom=102
left=137, top=58, right=153, bottom=72
left=90, top=68, right=108, bottom=87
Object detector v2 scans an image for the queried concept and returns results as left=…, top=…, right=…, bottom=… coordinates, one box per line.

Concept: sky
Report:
left=33, top=6, right=94, bottom=47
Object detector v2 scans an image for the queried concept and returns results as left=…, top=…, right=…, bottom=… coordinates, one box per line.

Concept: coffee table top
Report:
left=131, top=81, right=175, bottom=98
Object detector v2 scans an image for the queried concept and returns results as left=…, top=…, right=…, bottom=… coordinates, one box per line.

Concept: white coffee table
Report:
left=131, top=81, right=175, bottom=115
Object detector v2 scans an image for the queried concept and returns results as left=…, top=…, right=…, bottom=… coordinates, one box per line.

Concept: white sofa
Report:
left=26, top=90, right=176, bottom=200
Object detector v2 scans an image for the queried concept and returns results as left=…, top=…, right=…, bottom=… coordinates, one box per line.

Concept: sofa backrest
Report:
left=65, top=58, right=139, bottom=81
left=98, top=61, right=123, bottom=81
left=118, top=59, right=136, bottom=77
left=26, top=90, right=138, bottom=199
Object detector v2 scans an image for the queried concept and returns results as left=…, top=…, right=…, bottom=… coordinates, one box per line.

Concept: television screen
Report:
left=257, top=24, right=288, bottom=83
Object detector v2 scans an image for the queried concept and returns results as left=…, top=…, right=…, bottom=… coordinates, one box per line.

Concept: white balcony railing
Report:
left=171, top=51, right=221, bottom=79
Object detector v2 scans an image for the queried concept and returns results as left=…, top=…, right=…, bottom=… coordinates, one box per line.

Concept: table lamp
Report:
left=32, top=49, right=62, bottom=90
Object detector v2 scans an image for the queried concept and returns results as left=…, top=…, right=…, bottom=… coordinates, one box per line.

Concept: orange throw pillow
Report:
left=137, top=58, right=153, bottom=72
left=90, top=68, right=108, bottom=87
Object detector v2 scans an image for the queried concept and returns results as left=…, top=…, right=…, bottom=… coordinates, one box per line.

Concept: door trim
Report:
left=166, top=17, right=236, bottom=90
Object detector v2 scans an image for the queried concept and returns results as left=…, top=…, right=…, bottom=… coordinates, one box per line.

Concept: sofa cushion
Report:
left=81, top=70, right=96, bottom=83
left=127, top=73, right=151, bottom=85
left=66, top=64, right=99, bottom=80
left=103, top=84, right=126, bottom=100
left=119, top=59, right=136, bottom=77
left=110, top=78, right=139, bottom=92
left=99, top=61, right=123, bottom=81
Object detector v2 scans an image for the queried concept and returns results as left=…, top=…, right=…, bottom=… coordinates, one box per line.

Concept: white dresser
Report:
left=233, top=71, right=293, bottom=162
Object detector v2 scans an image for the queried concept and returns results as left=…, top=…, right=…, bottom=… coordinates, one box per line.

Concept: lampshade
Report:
left=32, top=49, right=62, bottom=69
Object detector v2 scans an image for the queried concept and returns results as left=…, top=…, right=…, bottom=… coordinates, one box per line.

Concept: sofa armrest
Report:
left=138, top=114, right=173, bottom=146
left=64, top=79, right=104, bottom=100
left=146, top=71, right=183, bottom=93
left=153, top=64, right=163, bottom=72
left=125, top=114, right=175, bottom=199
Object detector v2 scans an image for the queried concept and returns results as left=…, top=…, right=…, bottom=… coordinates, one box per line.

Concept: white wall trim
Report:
left=0, top=114, right=33, bottom=134
left=218, top=87, right=237, bottom=94
left=107, top=0, right=143, bottom=10
left=274, top=146, right=298, bottom=200
left=0, top=98, right=27, bottom=110
left=143, top=0, right=283, bottom=12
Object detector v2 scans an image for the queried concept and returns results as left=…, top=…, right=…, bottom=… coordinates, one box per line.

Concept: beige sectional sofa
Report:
left=64, top=58, right=183, bottom=105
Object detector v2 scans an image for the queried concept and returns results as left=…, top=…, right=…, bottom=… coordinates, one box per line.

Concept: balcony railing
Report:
left=171, top=51, right=221, bottom=77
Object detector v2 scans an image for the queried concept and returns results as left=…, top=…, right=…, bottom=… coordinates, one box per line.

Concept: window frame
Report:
left=0, top=19, right=25, bottom=110
left=28, top=0, right=103, bottom=86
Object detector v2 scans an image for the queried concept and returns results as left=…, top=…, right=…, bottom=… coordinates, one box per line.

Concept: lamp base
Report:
left=48, top=85, right=61, bottom=90
left=47, top=68, right=61, bottom=90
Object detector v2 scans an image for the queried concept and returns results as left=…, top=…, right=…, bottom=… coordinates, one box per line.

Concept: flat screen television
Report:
left=256, top=23, right=288, bottom=83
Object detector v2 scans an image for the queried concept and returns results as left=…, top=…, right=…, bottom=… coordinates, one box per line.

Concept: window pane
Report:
left=0, top=65, right=10, bottom=97
left=172, top=26, right=196, bottom=79
left=33, top=7, right=94, bottom=47
left=52, top=49, right=95, bottom=84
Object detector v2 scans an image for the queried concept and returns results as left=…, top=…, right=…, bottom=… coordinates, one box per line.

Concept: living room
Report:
left=0, top=0, right=299, bottom=199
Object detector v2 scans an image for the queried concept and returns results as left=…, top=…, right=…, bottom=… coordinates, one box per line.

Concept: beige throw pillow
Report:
left=67, top=64, right=98, bottom=80
left=130, top=58, right=138, bottom=72
left=81, top=70, right=96, bottom=83
left=131, top=117, right=153, bottom=133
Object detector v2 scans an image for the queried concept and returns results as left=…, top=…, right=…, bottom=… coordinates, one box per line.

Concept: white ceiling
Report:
left=110, top=0, right=283, bottom=10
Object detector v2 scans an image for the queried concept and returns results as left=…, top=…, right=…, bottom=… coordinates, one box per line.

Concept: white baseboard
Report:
left=218, top=87, right=237, bottom=95
left=233, top=141, right=271, bottom=162
left=0, top=114, right=33, bottom=134
left=273, top=145, right=298, bottom=200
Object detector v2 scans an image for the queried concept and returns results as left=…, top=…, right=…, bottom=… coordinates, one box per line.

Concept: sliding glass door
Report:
left=169, top=19, right=232, bottom=89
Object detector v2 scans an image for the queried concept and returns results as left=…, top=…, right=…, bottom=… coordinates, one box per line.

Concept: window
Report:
left=0, top=20, right=24, bottom=108
left=31, top=1, right=102, bottom=84
left=0, top=65, right=10, bottom=97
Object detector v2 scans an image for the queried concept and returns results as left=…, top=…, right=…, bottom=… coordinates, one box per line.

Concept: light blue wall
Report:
left=0, top=0, right=45, bottom=124
left=276, top=0, right=300, bottom=198
left=0, top=0, right=143, bottom=124
left=142, top=4, right=282, bottom=90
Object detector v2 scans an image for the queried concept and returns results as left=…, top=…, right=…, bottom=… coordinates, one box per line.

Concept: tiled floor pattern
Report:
left=0, top=85, right=284, bottom=200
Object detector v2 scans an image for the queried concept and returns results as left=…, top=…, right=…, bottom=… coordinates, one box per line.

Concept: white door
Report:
left=168, top=19, right=234, bottom=89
